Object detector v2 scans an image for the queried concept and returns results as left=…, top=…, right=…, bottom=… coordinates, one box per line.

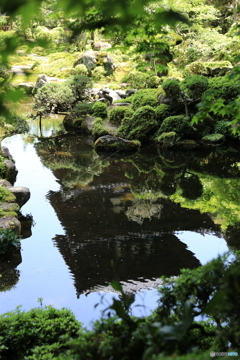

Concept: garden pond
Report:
left=2, top=114, right=239, bottom=328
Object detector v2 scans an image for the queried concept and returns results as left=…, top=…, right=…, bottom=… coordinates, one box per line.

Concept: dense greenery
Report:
left=1, top=0, right=240, bottom=358
left=0, top=253, right=239, bottom=359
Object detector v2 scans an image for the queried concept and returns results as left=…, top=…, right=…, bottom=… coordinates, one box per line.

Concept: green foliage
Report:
left=0, top=183, right=11, bottom=200
left=180, top=75, right=208, bottom=100
left=67, top=102, right=94, bottom=120
left=158, top=115, right=192, bottom=139
left=108, top=106, right=133, bottom=125
left=33, top=82, right=74, bottom=114
left=92, top=117, right=109, bottom=139
left=0, top=229, right=20, bottom=256
left=0, top=156, right=7, bottom=178
left=0, top=305, right=81, bottom=360
left=132, top=94, right=159, bottom=111
left=155, top=104, right=170, bottom=125
left=92, top=102, right=108, bottom=118
left=118, top=105, right=157, bottom=141
left=121, top=71, right=161, bottom=89
left=92, top=66, right=106, bottom=81
left=161, top=79, right=181, bottom=99
left=66, top=75, right=93, bottom=102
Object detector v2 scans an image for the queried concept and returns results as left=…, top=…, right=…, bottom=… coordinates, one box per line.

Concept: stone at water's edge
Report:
left=8, top=187, right=30, bottom=209
left=3, top=159, right=18, bottom=184
left=94, top=135, right=140, bottom=151
left=0, top=216, right=21, bottom=234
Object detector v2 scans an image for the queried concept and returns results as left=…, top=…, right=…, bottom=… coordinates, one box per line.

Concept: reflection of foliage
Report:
left=225, top=223, right=240, bottom=250
left=0, top=268, right=20, bottom=292
left=179, top=174, right=203, bottom=200
left=0, top=229, right=21, bottom=256
left=35, top=136, right=110, bottom=188
left=172, top=177, right=240, bottom=230
left=125, top=200, right=163, bottom=224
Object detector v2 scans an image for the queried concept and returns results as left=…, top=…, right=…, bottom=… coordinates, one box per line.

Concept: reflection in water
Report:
left=0, top=249, right=22, bottom=292
left=1, top=123, right=236, bottom=325
left=34, top=134, right=229, bottom=296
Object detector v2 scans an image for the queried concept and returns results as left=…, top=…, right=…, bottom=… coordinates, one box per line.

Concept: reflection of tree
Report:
left=35, top=135, right=110, bottom=188
left=125, top=200, right=163, bottom=224
left=0, top=249, right=21, bottom=292
left=225, top=223, right=240, bottom=250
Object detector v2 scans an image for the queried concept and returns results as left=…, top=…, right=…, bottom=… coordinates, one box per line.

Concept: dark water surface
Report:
left=1, top=118, right=232, bottom=327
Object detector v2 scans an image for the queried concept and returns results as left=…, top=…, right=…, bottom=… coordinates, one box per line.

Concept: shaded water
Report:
left=1, top=117, right=235, bottom=327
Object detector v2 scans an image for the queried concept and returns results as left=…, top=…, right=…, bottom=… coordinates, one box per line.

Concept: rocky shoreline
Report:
left=0, top=145, right=31, bottom=235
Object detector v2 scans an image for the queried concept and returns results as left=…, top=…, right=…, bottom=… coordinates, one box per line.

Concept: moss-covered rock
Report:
left=109, top=106, right=134, bottom=126
left=185, top=61, right=232, bottom=76
left=202, top=133, right=225, bottom=144
left=117, top=105, right=157, bottom=141
left=155, top=131, right=177, bottom=147
left=94, top=135, right=140, bottom=151
left=157, top=115, right=193, bottom=139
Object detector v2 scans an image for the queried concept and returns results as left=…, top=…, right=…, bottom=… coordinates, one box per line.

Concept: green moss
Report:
left=118, top=105, right=157, bottom=141
left=180, top=75, right=208, bottom=100
left=92, top=102, right=108, bottom=118
left=109, top=106, right=134, bottom=125
left=157, top=115, right=192, bottom=139
left=202, top=133, right=224, bottom=142
left=161, top=79, right=181, bottom=99
left=155, top=104, right=170, bottom=125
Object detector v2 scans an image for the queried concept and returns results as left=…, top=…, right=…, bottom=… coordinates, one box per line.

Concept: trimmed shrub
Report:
left=109, top=106, right=134, bottom=125
left=118, top=105, right=157, bottom=141
left=158, top=115, right=192, bottom=139
left=66, top=75, right=93, bottom=102
left=33, top=82, right=74, bottom=113
left=92, top=66, right=106, bottom=81
left=0, top=306, right=81, bottom=360
left=92, top=117, right=109, bottom=139
left=132, top=94, right=159, bottom=111
left=67, top=102, right=94, bottom=120
left=161, top=79, right=181, bottom=99
left=131, top=89, right=157, bottom=111
left=92, top=102, right=108, bottom=118
left=180, top=75, right=208, bottom=100
left=121, top=71, right=161, bottom=89
left=155, top=104, right=170, bottom=125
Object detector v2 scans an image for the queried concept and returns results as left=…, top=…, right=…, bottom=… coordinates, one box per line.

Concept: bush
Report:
left=66, top=75, right=93, bottom=102
left=121, top=71, right=161, bottom=89
left=180, top=75, right=208, bottom=100
left=92, top=102, right=108, bottom=118
left=118, top=105, right=157, bottom=140
left=92, top=66, right=106, bottom=81
left=155, top=104, right=170, bottom=125
left=161, top=79, right=181, bottom=99
left=108, top=106, right=134, bottom=125
left=158, top=115, right=192, bottom=139
left=33, top=82, right=75, bottom=114
left=208, top=75, right=240, bottom=101
left=132, top=94, right=159, bottom=111
left=0, top=305, right=81, bottom=360
left=0, top=229, right=20, bottom=256
left=92, top=117, right=109, bottom=139
left=67, top=102, right=94, bottom=120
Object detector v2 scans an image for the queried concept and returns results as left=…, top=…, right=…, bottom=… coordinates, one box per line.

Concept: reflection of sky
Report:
left=0, top=132, right=229, bottom=329
left=176, top=231, right=228, bottom=265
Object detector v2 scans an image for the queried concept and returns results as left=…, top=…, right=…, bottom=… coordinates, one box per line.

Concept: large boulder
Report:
left=8, top=187, right=30, bottom=209
left=3, top=159, right=18, bottom=184
left=94, top=135, right=140, bottom=151
left=0, top=216, right=21, bottom=234
left=33, top=74, right=48, bottom=94
left=76, top=50, right=116, bottom=76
